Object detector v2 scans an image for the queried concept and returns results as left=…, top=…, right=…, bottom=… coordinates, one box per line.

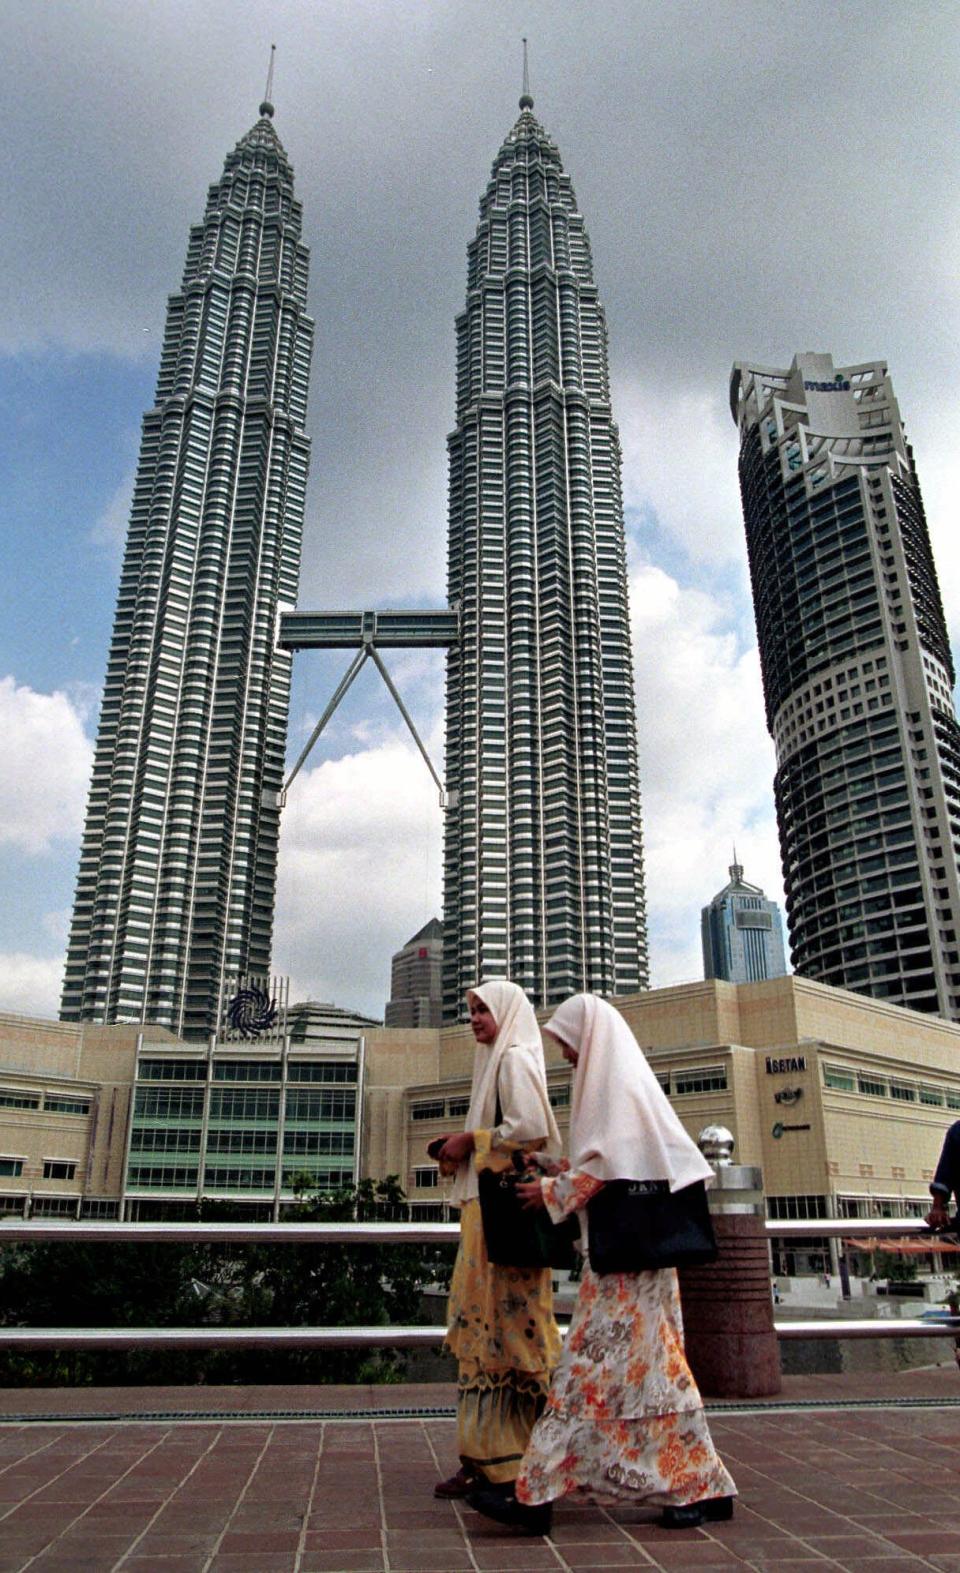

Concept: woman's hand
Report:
left=439, top=1131, right=475, bottom=1166
left=926, top=1196, right=952, bottom=1230
left=532, top=1157, right=570, bottom=1178
left=516, top=1177, right=545, bottom=1211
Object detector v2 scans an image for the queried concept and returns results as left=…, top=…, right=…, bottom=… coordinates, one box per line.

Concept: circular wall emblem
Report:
left=226, top=984, right=278, bottom=1039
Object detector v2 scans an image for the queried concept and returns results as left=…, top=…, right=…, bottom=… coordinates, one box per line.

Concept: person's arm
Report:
left=517, top=1167, right=604, bottom=1222
left=439, top=1130, right=475, bottom=1166
left=926, top=1122, right=960, bottom=1227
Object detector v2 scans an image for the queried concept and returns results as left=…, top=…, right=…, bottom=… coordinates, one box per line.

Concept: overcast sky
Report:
left=2, top=0, right=960, bottom=1022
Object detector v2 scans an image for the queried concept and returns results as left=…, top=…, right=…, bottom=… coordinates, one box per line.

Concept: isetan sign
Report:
left=765, top=1055, right=806, bottom=1075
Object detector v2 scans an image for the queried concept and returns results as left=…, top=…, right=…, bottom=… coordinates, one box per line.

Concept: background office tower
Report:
left=731, top=352, right=960, bottom=1019
left=61, top=97, right=314, bottom=1038
left=442, top=83, right=648, bottom=1017
left=385, top=918, right=443, bottom=1029
left=701, top=857, right=787, bottom=984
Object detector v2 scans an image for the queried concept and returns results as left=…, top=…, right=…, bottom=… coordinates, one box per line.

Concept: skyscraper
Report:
left=701, top=858, right=787, bottom=984
left=731, top=352, right=960, bottom=1019
left=385, top=918, right=443, bottom=1029
left=61, top=95, right=314, bottom=1038
left=442, top=80, right=648, bottom=1018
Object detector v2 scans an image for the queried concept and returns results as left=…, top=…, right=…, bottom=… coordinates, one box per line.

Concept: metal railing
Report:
left=0, top=1216, right=957, bottom=1350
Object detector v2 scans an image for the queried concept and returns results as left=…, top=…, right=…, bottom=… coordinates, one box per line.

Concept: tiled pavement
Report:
left=0, top=1378, right=959, bottom=1571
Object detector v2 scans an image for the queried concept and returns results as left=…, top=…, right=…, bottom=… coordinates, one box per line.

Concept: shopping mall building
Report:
left=2, top=975, right=959, bottom=1276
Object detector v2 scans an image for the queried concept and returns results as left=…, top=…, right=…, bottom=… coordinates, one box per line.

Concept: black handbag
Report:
left=586, top=1178, right=717, bottom=1274
left=478, top=1155, right=580, bottom=1271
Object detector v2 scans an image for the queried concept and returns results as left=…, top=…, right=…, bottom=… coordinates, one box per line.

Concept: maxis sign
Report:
left=803, top=376, right=851, bottom=393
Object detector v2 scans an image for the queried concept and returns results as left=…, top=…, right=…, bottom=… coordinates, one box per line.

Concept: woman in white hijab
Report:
left=468, top=993, right=736, bottom=1536
left=433, top=979, right=562, bottom=1500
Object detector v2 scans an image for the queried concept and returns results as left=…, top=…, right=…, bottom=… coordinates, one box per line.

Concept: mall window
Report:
left=33, top=1197, right=78, bottom=1218
left=0, top=1091, right=40, bottom=1110
left=0, top=1158, right=24, bottom=1178
left=857, top=1072, right=887, bottom=1098
left=920, top=1086, right=945, bottom=1106
left=411, top=1100, right=445, bottom=1121
left=138, top=1059, right=206, bottom=1081
left=889, top=1082, right=917, bottom=1103
left=823, top=1066, right=855, bottom=1091
left=43, top=1097, right=91, bottom=1115
left=413, top=1166, right=439, bottom=1189
left=81, top=1199, right=119, bottom=1219
left=447, top=1098, right=470, bottom=1118
left=767, top=1195, right=828, bottom=1220
left=213, top=1061, right=281, bottom=1082
left=673, top=1067, right=727, bottom=1095
left=42, top=1160, right=77, bottom=1181
left=204, top=1166, right=276, bottom=1190
left=288, top=1062, right=356, bottom=1083
left=549, top=1083, right=571, bottom=1109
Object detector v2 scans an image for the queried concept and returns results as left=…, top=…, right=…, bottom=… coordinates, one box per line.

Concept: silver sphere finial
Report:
left=698, top=1124, right=735, bottom=1166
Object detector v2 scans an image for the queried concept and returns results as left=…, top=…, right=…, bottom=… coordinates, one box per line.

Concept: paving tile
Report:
left=122, top=1560, right=209, bottom=1572
left=207, top=1557, right=298, bottom=1573
left=887, top=1531, right=960, bottom=1553
left=538, top=1519, right=632, bottom=1542
left=825, top=1562, right=932, bottom=1573
left=301, top=1528, right=384, bottom=1550
left=217, top=1528, right=302, bottom=1553
left=123, top=1530, right=223, bottom=1556
left=297, top=1552, right=386, bottom=1572
left=561, top=1544, right=666, bottom=1567
left=469, top=1544, right=565, bottom=1569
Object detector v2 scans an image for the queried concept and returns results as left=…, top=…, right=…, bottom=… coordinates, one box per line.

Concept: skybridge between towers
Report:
left=276, top=607, right=460, bottom=805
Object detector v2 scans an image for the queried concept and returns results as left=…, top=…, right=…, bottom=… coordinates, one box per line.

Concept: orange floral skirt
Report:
left=516, top=1263, right=736, bottom=1507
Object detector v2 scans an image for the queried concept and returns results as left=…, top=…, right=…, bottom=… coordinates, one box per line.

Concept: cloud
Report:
left=89, top=463, right=137, bottom=561
left=274, top=737, right=443, bottom=1017
left=0, top=678, right=93, bottom=854
left=0, top=952, right=66, bottom=1019
left=630, top=562, right=785, bottom=987
left=619, top=380, right=746, bottom=574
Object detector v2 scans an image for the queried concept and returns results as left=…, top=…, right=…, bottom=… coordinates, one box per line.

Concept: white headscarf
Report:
left=450, top=978, right=561, bottom=1205
left=544, top=993, right=714, bottom=1193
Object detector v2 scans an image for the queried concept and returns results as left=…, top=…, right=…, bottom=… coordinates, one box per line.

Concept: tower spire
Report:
left=260, top=43, right=276, bottom=118
left=519, top=36, right=533, bottom=110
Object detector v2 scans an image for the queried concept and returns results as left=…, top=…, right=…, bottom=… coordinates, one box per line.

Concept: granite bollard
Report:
left=677, top=1126, right=782, bottom=1398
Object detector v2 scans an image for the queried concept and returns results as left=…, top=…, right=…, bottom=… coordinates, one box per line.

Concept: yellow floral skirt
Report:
left=445, top=1198, right=561, bottom=1484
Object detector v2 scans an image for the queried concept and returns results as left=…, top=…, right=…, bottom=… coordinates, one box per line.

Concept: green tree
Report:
left=0, top=1178, right=455, bottom=1387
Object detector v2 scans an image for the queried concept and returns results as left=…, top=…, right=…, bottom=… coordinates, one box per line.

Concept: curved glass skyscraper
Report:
left=732, top=353, right=960, bottom=1020
left=443, top=86, right=647, bottom=1017
left=61, top=99, right=314, bottom=1038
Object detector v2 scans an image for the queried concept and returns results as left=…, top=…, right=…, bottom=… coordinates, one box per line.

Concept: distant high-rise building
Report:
left=701, top=858, right=787, bottom=984
left=385, top=918, right=443, bottom=1029
left=731, top=352, right=960, bottom=1019
left=442, top=78, right=648, bottom=1018
left=61, top=95, right=314, bottom=1038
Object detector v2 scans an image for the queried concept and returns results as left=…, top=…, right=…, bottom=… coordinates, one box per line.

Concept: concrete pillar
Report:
left=678, top=1158, right=782, bottom=1399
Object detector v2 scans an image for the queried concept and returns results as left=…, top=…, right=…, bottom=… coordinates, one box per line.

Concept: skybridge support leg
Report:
left=282, top=647, right=368, bottom=801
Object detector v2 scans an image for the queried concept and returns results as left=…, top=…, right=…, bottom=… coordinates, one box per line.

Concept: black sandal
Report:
left=467, top=1483, right=553, bottom=1536
left=434, top=1465, right=478, bottom=1498
left=660, top=1495, right=734, bottom=1529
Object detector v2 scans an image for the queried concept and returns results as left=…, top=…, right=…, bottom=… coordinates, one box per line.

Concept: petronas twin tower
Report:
left=443, top=88, right=647, bottom=1014
left=61, top=74, right=648, bottom=1035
